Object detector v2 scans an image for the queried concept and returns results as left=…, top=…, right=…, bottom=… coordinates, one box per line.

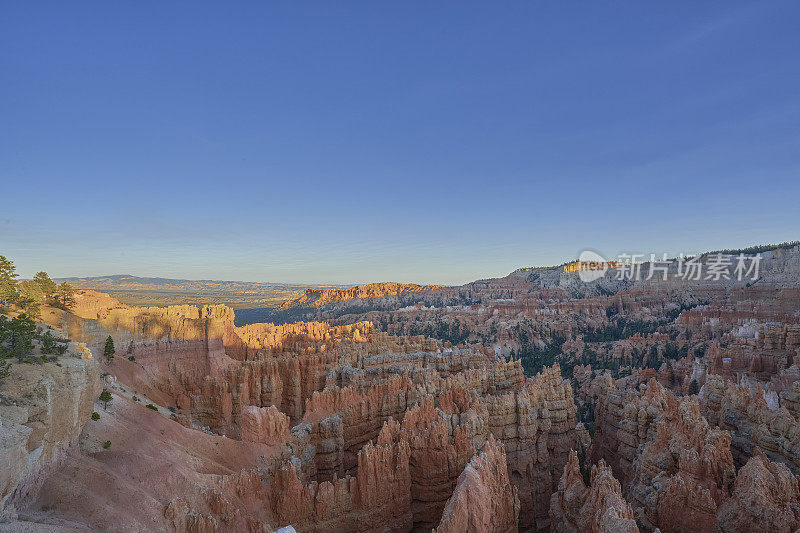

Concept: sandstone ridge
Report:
left=279, top=282, right=442, bottom=309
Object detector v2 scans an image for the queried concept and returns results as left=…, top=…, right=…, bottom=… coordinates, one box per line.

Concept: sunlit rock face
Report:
left=0, top=340, right=100, bottom=520
left=280, top=282, right=442, bottom=309
left=434, top=435, right=520, bottom=533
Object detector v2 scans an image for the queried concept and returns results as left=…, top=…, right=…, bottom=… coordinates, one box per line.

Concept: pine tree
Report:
left=0, top=255, right=18, bottom=306
left=32, top=272, right=57, bottom=296
left=16, top=281, right=44, bottom=317
left=99, top=389, right=112, bottom=410
left=104, top=336, right=115, bottom=363
left=689, top=379, right=699, bottom=395
left=8, top=313, right=36, bottom=362
left=55, top=282, right=76, bottom=308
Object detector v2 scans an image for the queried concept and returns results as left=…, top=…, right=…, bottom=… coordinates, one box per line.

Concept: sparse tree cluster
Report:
left=0, top=255, right=76, bottom=316
left=0, top=313, right=36, bottom=363
left=0, top=255, right=77, bottom=378
left=0, top=313, right=68, bottom=371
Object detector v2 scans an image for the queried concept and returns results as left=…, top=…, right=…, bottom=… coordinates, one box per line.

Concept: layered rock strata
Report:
left=701, top=375, right=800, bottom=473
left=549, top=450, right=639, bottom=533
left=433, top=435, right=520, bottom=533
left=0, top=343, right=100, bottom=519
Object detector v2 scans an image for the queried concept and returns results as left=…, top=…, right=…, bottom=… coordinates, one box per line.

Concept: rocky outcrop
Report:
left=433, top=435, right=520, bottom=533
left=627, top=383, right=735, bottom=533
left=701, top=375, right=800, bottom=473
left=0, top=343, right=100, bottom=519
left=591, top=376, right=746, bottom=532
left=229, top=321, right=373, bottom=361
left=304, top=374, right=415, bottom=478
left=549, top=450, right=639, bottom=533
left=591, top=376, right=668, bottom=487
left=485, top=365, right=582, bottom=530
left=65, top=290, right=235, bottom=343
left=400, top=391, right=488, bottom=531
left=269, top=419, right=413, bottom=532
left=240, top=405, right=290, bottom=445
left=717, top=448, right=800, bottom=533
left=279, top=282, right=442, bottom=309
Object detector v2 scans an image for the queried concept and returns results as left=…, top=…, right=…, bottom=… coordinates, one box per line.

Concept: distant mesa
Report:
left=512, top=265, right=561, bottom=274
left=54, top=274, right=338, bottom=309
left=279, top=282, right=442, bottom=309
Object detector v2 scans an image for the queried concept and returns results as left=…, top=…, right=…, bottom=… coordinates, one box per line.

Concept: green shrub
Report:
left=40, top=331, right=57, bottom=354
left=91, top=412, right=100, bottom=421
left=128, top=355, right=135, bottom=362
left=102, top=440, right=111, bottom=449
left=99, top=389, right=112, bottom=410
left=145, top=404, right=158, bottom=411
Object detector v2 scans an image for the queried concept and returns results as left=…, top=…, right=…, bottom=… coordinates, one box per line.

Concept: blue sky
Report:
left=2, top=2, right=799, bottom=285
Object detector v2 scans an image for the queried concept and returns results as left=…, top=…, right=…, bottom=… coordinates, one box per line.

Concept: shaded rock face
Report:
left=0, top=344, right=100, bottom=519
left=299, top=362, right=580, bottom=531
left=717, top=448, right=800, bottom=533
left=486, top=366, right=583, bottom=531
left=433, top=435, right=520, bottom=533
left=590, top=375, right=668, bottom=487
left=549, top=450, right=639, bottom=533
left=629, top=394, right=735, bottom=533
left=268, top=421, right=414, bottom=532
left=701, top=375, right=800, bottom=474
left=589, top=375, right=800, bottom=533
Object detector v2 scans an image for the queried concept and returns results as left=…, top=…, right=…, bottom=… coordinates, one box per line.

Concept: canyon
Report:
left=1, top=242, right=800, bottom=532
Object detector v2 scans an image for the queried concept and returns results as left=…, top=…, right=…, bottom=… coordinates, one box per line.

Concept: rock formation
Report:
left=0, top=341, right=100, bottom=520
left=717, top=448, right=800, bottom=533
left=628, top=393, right=735, bottom=532
left=268, top=422, right=413, bottom=532
left=9, top=243, right=800, bottom=532
left=280, top=282, right=442, bottom=309
left=592, top=377, right=740, bottom=532
left=434, top=435, right=520, bottom=533
left=701, top=375, right=800, bottom=473
left=240, top=405, right=290, bottom=445
left=549, top=450, right=639, bottom=533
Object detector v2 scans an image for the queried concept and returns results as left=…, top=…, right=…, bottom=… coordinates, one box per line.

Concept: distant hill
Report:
left=55, top=275, right=341, bottom=309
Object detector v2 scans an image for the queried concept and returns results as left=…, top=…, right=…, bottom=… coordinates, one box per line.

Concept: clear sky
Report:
left=2, top=2, right=799, bottom=285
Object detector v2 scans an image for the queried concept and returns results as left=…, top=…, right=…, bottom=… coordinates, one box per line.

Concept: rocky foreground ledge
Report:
left=0, top=338, right=100, bottom=521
